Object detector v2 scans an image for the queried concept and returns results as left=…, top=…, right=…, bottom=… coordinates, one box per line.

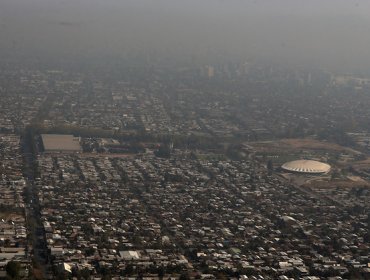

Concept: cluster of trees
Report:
left=4, top=261, right=21, bottom=279
left=317, top=127, right=355, bottom=147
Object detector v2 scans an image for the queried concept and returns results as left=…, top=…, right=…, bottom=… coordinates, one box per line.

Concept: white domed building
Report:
left=281, top=160, right=331, bottom=174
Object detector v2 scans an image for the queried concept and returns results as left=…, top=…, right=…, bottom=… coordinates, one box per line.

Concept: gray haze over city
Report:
left=2, top=1, right=370, bottom=279
left=2, top=0, right=370, bottom=72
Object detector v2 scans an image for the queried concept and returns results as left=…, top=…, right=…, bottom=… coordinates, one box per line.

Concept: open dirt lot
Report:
left=248, top=138, right=361, bottom=155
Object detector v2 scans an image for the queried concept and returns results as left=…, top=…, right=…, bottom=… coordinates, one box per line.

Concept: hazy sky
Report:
left=1, top=0, right=370, bottom=71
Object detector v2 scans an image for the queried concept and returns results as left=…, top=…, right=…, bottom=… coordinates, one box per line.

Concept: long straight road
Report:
left=21, top=132, right=50, bottom=279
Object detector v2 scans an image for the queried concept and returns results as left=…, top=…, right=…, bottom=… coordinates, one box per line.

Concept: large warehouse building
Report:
left=281, top=160, right=331, bottom=174
left=41, top=134, right=82, bottom=153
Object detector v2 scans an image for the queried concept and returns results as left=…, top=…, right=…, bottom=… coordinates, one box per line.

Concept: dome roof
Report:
left=281, top=160, right=330, bottom=174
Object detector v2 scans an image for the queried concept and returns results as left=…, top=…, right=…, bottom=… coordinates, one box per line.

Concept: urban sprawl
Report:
left=0, top=59, right=370, bottom=279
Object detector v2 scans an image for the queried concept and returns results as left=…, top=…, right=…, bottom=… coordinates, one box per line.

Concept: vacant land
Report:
left=249, top=138, right=361, bottom=154
left=0, top=212, right=24, bottom=221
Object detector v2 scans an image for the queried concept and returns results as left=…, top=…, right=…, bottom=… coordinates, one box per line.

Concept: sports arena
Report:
left=281, top=160, right=331, bottom=174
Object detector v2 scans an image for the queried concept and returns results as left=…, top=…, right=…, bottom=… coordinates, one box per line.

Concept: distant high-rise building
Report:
left=241, top=61, right=250, bottom=76
left=207, top=66, right=215, bottom=78
left=307, top=72, right=312, bottom=85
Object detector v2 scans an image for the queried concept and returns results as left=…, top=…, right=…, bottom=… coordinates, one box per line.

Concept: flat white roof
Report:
left=119, top=250, right=140, bottom=260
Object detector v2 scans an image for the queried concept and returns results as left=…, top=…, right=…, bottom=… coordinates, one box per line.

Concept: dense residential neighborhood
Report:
left=0, top=60, right=369, bottom=279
